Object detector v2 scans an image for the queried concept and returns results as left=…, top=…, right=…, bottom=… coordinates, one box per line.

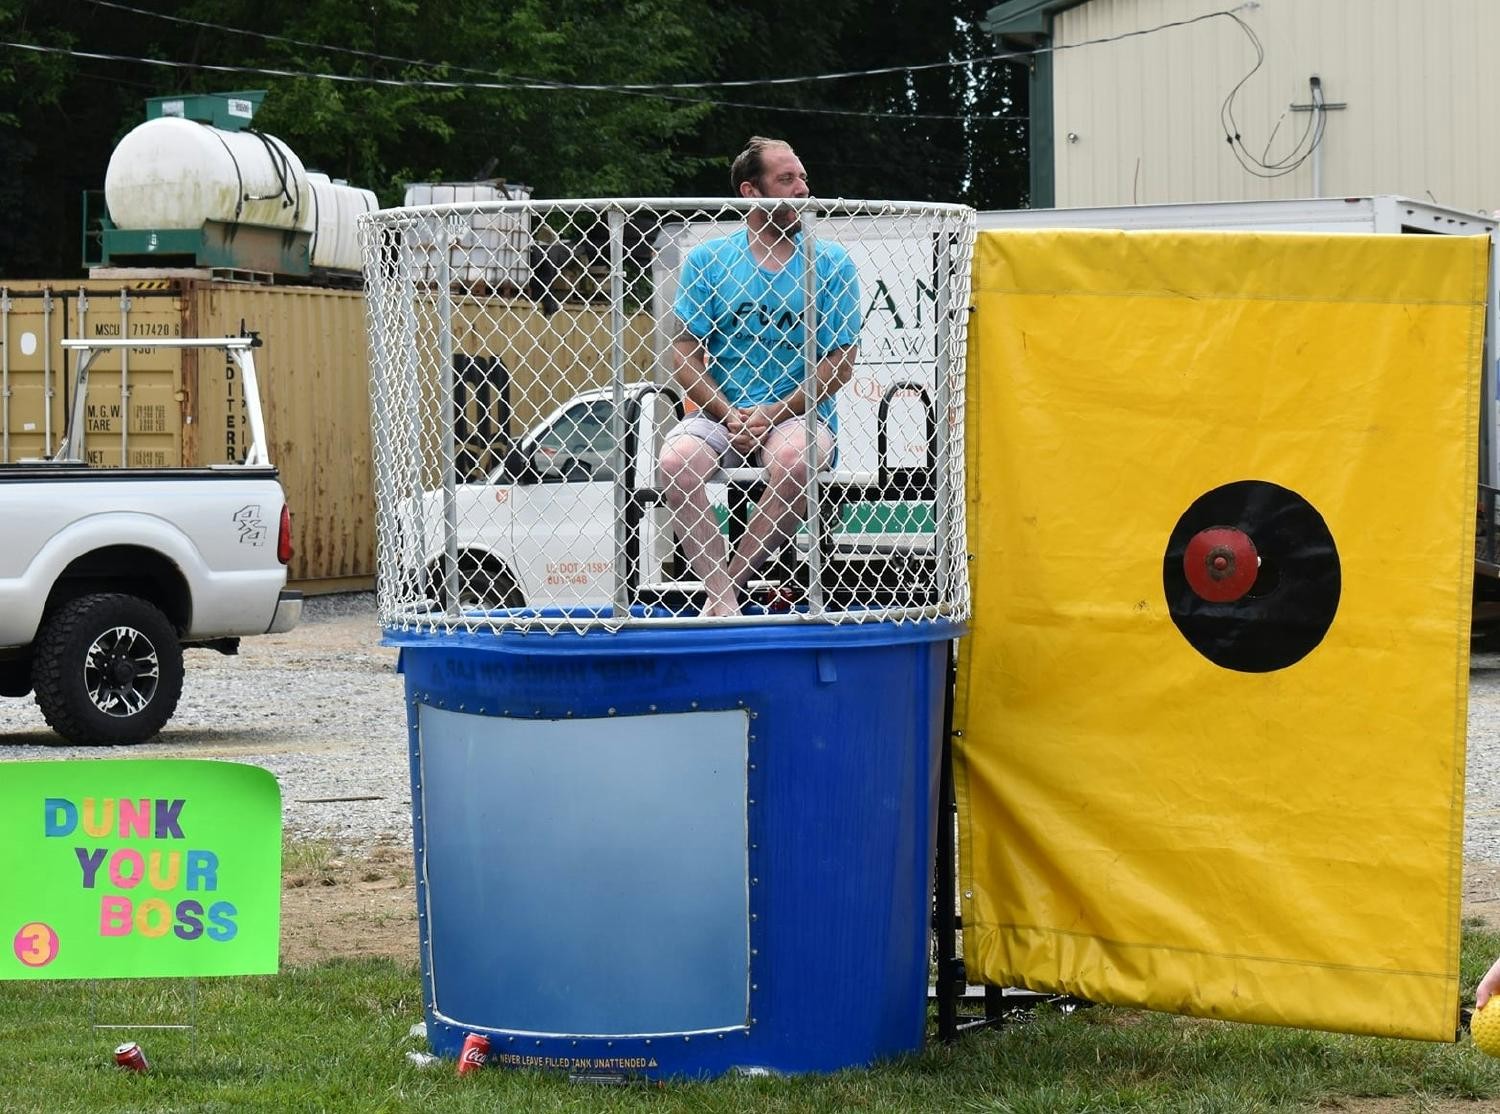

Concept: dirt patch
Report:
left=1466, top=858, right=1500, bottom=932
left=281, top=841, right=418, bottom=968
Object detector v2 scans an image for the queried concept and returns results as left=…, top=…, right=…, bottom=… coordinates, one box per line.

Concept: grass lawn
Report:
left=3, top=923, right=1500, bottom=1113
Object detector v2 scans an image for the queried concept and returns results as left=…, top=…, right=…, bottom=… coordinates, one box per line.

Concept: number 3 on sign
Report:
left=12, top=921, right=59, bottom=968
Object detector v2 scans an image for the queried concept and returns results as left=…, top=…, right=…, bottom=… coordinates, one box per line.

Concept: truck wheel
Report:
left=32, top=593, right=184, bottom=745
left=424, top=554, right=525, bottom=611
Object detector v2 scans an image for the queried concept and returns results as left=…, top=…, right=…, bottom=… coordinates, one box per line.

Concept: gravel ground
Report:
left=5, top=593, right=1500, bottom=874
left=0, top=592, right=410, bottom=849
left=1468, top=653, right=1500, bottom=865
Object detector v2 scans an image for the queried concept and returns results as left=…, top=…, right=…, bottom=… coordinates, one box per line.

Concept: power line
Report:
left=78, top=0, right=1256, bottom=93
left=0, top=41, right=1024, bottom=123
left=6, top=3, right=1261, bottom=127
left=83, top=0, right=1000, bottom=94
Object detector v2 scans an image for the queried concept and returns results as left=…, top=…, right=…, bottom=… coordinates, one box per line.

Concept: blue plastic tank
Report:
left=392, top=616, right=959, bottom=1079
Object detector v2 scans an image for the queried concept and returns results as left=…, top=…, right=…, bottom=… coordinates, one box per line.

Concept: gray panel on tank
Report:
left=418, top=705, right=750, bottom=1035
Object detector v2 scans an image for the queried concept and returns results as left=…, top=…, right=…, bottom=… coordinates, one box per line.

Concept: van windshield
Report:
left=533, top=399, right=617, bottom=479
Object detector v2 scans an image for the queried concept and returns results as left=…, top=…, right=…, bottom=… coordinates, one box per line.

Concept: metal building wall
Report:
left=1050, top=0, right=1499, bottom=212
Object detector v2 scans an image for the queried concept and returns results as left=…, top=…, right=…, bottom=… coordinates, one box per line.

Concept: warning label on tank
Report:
left=493, top=1054, right=659, bottom=1070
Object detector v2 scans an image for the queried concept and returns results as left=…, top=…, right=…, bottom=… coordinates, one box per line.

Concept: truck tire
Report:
left=32, top=593, right=185, bottom=745
left=427, top=554, right=525, bottom=611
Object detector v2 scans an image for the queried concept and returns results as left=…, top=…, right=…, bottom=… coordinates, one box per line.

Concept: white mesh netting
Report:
left=359, top=197, right=975, bottom=635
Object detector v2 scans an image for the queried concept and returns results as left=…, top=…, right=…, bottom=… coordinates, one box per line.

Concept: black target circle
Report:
left=1162, top=480, right=1340, bottom=673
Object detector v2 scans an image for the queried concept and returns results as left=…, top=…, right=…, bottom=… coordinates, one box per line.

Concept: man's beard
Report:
left=768, top=203, right=801, bottom=236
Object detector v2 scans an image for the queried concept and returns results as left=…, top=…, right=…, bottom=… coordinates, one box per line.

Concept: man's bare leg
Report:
left=727, top=423, right=831, bottom=591
left=658, top=433, right=739, bottom=616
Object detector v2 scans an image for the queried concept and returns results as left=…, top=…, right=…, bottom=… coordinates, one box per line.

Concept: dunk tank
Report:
left=358, top=197, right=975, bottom=1078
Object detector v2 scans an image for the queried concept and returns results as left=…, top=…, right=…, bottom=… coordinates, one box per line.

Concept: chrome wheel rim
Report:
left=83, top=625, right=161, bottom=717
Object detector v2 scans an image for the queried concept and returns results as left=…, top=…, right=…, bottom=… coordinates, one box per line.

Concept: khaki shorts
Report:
left=663, top=414, right=834, bottom=469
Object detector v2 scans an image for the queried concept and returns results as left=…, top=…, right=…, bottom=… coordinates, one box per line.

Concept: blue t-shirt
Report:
left=674, top=229, right=862, bottom=431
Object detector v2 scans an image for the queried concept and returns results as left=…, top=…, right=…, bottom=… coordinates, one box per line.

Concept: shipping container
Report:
left=0, top=277, right=656, bottom=591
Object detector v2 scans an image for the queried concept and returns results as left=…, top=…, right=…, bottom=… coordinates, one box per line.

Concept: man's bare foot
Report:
left=701, top=593, right=741, bottom=618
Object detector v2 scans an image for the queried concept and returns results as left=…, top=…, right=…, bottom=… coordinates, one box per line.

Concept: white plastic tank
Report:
left=306, top=172, right=379, bottom=272
left=104, top=116, right=312, bottom=233
left=403, top=180, right=532, bottom=291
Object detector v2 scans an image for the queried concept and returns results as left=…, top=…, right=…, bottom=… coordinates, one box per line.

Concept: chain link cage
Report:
left=359, top=197, right=975, bottom=635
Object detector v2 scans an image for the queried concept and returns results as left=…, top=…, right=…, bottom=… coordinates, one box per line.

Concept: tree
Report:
left=0, top=0, right=1029, bottom=277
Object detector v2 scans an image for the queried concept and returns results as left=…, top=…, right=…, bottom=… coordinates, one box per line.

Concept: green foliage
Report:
left=0, top=0, right=1026, bottom=277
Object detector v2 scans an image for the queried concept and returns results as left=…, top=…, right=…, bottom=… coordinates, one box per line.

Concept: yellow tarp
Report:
left=956, top=228, right=1486, bottom=1040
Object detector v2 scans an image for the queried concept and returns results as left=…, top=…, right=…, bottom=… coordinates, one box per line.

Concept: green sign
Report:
left=1, top=760, right=281, bottom=980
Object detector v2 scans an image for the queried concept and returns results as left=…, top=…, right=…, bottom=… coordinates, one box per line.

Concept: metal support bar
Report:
left=935, top=639, right=961, bottom=1042
left=58, top=348, right=101, bottom=462
left=434, top=216, right=461, bottom=618
left=59, top=337, right=269, bottom=468
left=89, top=976, right=199, bottom=1059
left=608, top=207, right=630, bottom=615
left=226, top=350, right=270, bottom=467
left=800, top=208, right=825, bottom=614
left=933, top=230, right=956, bottom=603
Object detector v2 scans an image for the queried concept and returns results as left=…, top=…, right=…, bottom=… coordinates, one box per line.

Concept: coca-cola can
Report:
left=113, top=1041, right=149, bottom=1073
left=457, top=1032, right=490, bottom=1076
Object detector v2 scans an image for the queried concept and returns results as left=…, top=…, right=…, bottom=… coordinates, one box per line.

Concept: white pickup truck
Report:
left=0, top=337, right=301, bottom=744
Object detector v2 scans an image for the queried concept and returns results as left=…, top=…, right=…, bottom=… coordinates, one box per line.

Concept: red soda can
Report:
left=457, top=1032, right=490, bottom=1076
left=113, top=1041, right=149, bottom=1073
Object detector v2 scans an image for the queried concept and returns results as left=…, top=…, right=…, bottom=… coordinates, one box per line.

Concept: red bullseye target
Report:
left=1162, top=480, right=1340, bottom=673
left=1183, top=527, right=1259, bottom=602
